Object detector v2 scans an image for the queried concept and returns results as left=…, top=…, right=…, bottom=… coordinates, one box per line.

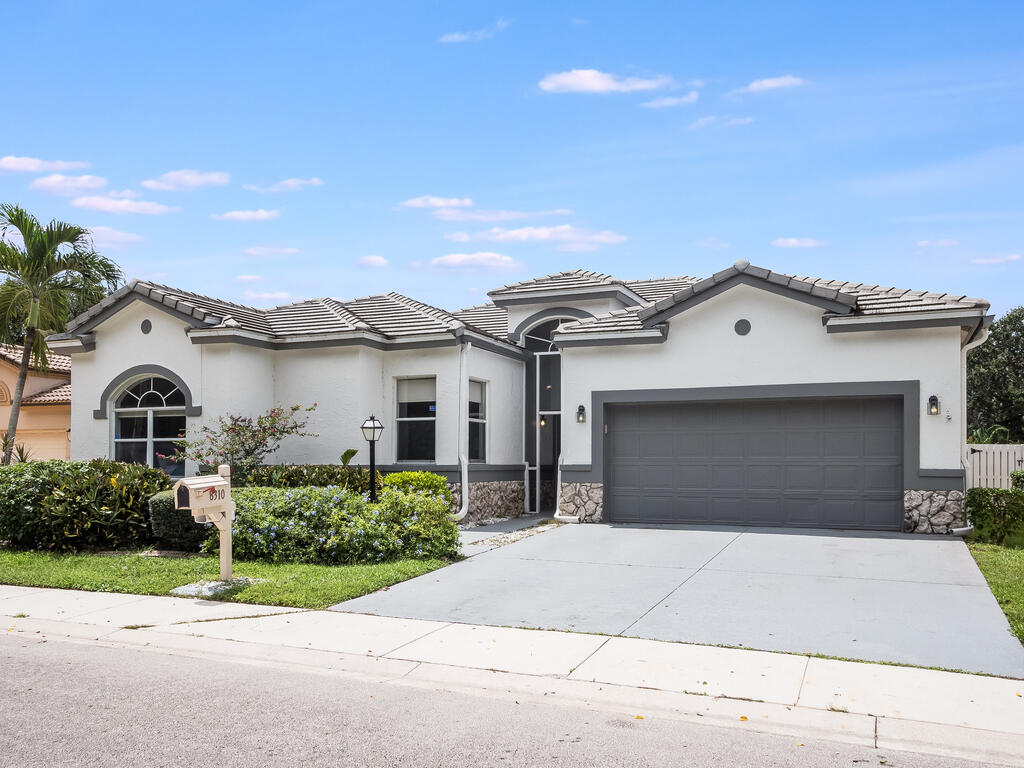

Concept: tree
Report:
left=0, top=204, right=123, bottom=464
left=967, top=306, right=1024, bottom=443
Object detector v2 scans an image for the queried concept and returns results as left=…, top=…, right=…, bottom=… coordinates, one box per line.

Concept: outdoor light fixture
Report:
left=576, top=405, right=586, bottom=423
left=927, top=395, right=940, bottom=416
left=539, top=415, right=548, bottom=428
left=360, top=415, right=384, bottom=501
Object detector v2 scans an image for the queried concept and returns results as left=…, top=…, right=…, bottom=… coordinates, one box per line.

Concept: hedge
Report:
left=240, top=464, right=380, bottom=493
left=149, top=490, right=208, bottom=551
left=382, top=471, right=453, bottom=507
left=0, top=460, right=171, bottom=552
left=966, top=487, right=1024, bottom=545
left=1011, top=471, right=1024, bottom=492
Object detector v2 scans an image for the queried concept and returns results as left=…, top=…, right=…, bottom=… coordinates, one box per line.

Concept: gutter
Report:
left=452, top=339, right=471, bottom=522
left=955, top=320, right=992, bottom=535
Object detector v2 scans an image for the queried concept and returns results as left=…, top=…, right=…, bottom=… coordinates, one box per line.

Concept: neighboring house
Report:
left=0, top=344, right=71, bottom=460
left=46, top=259, right=991, bottom=533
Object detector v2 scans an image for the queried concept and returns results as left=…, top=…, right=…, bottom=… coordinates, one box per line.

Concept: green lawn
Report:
left=0, top=550, right=447, bottom=610
left=968, top=542, right=1024, bottom=644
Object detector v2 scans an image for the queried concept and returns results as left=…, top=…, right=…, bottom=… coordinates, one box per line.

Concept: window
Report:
left=112, top=377, right=186, bottom=476
left=397, top=377, right=436, bottom=461
left=469, top=380, right=486, bottom=462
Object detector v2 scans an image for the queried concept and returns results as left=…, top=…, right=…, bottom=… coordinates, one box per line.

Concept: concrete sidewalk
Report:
left=2, top=585, right=1023, bottom=766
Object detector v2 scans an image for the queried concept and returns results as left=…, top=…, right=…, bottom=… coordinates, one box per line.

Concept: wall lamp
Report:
left=927, top=395, right=940, bottom=416
left=539, top=415, right=548, bottom=428
left=576, top=405, right=586, bottom=424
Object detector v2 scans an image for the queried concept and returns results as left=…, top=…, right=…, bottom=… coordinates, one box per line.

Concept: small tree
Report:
left=168, top=404, right=317, bottom=477
left=968, top=307, right=1024, bottom=442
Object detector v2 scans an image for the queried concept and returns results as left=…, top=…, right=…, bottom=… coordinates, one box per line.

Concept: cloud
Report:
left=72, top=195, right=177, bottom=215
left=434, top=207, right=572, bottom=223
left=244, top=245, right=299, bottom=256
left=451, top=224, right=627, bottom=252
left=234, top=275, right=263, bottom=282
left=736, top=75, right=806, bottom=93
left=359, top=255, right=389, bottom=267
left=29, top=174, right=107, bottom=196
left=688, top=116, right=716, bottom=130
left=772, top=237, right=825, bottom=248
left=727, top=116, right=755, bottom=126
left=444, top=231, right=471, bottom=243
left=695, top=236, right=730, bottom=250
left=400, top=195, right=473, bottom=209
left=107, top=189, right=139, bottom=199
left=971, top=253, right=1020, bottom=265
left=640, top=91, right=699, bottom=109
left=439, top=17, right=510, bottom=43
left=243, top=177, right=324, bottom=193
left=0, top=155, right=88, bottom=172
left=88, top=225, right=144, bottom=250
left=916, top=239, right=959, bottom=247
left=142, top=169, right=230, bottom=191
left=539, top=69, right=673, bottom=94
left=430, top=252, right=520, bottom=270
left=244, top=290, right=291, bottom=302
left=211, top=209, right=280, bottom=221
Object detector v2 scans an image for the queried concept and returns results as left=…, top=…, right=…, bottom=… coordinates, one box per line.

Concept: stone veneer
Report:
left=558, top=482, right=604, bottom=523
left=449, top=480, right=526, bottom=524
left=904, top=489, right=965, bottom=534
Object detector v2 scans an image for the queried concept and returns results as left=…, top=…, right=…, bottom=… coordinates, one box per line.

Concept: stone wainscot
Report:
left=450, top=480, right=526, bottom=524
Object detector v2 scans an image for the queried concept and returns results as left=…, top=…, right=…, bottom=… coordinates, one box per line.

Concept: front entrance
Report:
left=523, top=319, right=566, bottom=513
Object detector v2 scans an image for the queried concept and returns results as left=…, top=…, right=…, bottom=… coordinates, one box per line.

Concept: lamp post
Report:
left=361, top=415, right=384, bottom=501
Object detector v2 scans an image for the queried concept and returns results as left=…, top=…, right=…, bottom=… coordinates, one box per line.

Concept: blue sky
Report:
left=2, top=1, right=1022, bottom=314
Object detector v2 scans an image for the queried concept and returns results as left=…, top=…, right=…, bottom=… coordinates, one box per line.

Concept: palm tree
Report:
left=0, top=204, right=122, bottom=464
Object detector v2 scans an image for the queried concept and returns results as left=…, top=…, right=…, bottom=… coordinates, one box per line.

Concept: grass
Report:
left=968, top=541, right=1024, bottom=644
left=0, top=550, right=447, bottom=610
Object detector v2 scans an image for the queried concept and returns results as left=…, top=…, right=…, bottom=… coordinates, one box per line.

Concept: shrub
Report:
left=149, top=490, right=207, bottom=551
left=241, top=464, right=380, bottom=493
left=0, top=459, right=171, bottom=551
left=205, top=485, right=458, bottom=564
left=382, top=471, right=453, bottom=507
left=1011, top=471, right=1024, bottom=492
left=966, top=487, right=1024, bottom=545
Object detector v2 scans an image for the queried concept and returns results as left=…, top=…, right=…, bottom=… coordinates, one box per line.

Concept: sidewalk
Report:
left=3, top=584, right=1022, bottom=766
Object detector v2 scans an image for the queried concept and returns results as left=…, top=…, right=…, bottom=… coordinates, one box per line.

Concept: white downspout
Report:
left=952, top=321, right=990, bottom=535
left=452, top=339, right=471, bottom=522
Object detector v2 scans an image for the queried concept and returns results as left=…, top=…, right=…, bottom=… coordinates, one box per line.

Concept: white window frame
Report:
left=395, top=376, right=437, bottom=463
left=468, top=378, right=487, bottom=463
left=110, top=377, right=187, bottom=473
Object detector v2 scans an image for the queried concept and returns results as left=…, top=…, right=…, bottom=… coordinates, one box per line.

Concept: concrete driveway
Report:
left=334, top=523, right=1024, bottom=678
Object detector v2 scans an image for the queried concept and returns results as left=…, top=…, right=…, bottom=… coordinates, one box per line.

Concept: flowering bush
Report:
left=205, top=485, right=458, bottom=564
left=241, top=464, right=380, bottom=493
left=167, top=404, right=317, bottom=477
left=382, top=471, right=453, bottom=507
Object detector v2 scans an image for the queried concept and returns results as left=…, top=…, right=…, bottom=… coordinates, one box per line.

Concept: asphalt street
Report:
left=0, top=633, right=1008, bottom=768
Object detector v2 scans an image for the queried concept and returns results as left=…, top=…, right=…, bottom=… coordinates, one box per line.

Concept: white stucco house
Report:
left=47, top=259, right=991, bottom=533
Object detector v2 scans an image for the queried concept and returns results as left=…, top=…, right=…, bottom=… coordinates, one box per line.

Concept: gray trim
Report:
left=554, top=330, right=667, bottom=348
left=93, top=364, right=202, bottom=419
left=509, top=307, right=594, bottom=344
left=578, top=381, right=947, bottom=491
left=491, top=287, right=640, bottom=307
left=44, top=333, right=96, bottom=353
left=78, top=292, right=211, bottom=334
left=825, top=315, right=989, bottom=334
left=641, top=273, right=855, bottom=327
left=454, top=330, right=529, bottom=361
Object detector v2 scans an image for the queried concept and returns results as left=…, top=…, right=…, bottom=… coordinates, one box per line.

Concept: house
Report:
left=0, top=344, right=72, bottom=460
left=46, top=259, right=991, bottom=533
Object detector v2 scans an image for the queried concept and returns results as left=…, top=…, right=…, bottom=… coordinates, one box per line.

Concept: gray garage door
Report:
left=605, top=398, right=903, bottom=530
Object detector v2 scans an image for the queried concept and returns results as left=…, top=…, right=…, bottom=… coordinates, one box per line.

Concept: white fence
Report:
left=967, top=444, right=1024, bottom=489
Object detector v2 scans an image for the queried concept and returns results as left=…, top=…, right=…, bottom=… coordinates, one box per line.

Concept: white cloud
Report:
left=434, top=207, right=572, bottom=223
left=359, top=255, right=389, bottom=267
left=452, top=224, right=627, bottom=252
left=211, top=209, right=280, bottom=221
left=444, top=231, right=472, bottom=242
left=439, top=17, right=510, bottom=44
left=107, top=189, right=139, bottom=199
left=243, top=177, right=324, bottom=193
left=244, top=245, right=299, bottom=256
left=916, top=239, right=959, bottom=247
left=0, top=155, right=88, bottom=172
left=400, top=195, right=474, bottom=209
left=430, top=252, right=520, bottom=270
left=772, top=237, right=825, bottom=248
left=141, top=169, right=230, bottom=191
left=539, top=69, right=673, bottom=94
left=688, top=116, right=716, bottom=130
left=244, top=290, right=291, bottom=302
left=641, top=91, right=699, bottom=109
left=695, top=236, right=730, bottom=250
left=736, top=75, right=806, bottom=93
left=72, top=195, right=177, bottom=215
left=727, top=116, right=755, bottom=126
left=234, top=274, right=263, bottom=282
left=29, top=174, right=107, bottom=196
left=971, top=253, right=1020, bottom=265
left=88, top=225, right=144, bottom=250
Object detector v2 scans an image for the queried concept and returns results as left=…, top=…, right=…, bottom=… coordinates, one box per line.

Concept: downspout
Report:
left=951, top=318, right=991, bottom=536
left=452, top=337, right=471, bottom=522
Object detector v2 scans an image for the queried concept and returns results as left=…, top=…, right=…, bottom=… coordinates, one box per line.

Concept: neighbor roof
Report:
left=22, top=381, right=71, bottom=405
left=0, top=344, right=72, bottom=375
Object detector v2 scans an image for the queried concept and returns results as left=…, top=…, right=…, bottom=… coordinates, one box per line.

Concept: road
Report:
left=0, top=634, right=1007, bottom=768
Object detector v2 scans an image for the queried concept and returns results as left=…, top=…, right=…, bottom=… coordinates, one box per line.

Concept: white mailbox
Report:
left=173, top=464, right=236, bottom=581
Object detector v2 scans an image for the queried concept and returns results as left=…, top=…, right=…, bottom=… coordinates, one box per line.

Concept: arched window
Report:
left=112, top=377, right=186, bottom=476
left=0, top=381, right=10, bottom=405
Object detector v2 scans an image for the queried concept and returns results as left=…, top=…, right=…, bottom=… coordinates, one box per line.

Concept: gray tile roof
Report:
left=488, top=269, right=620, bottom=297
left=452, top=303, right=509, bottom=338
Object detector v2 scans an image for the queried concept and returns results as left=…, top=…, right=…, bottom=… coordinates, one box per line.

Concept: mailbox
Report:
left=173, top=465, right=236, bottom=581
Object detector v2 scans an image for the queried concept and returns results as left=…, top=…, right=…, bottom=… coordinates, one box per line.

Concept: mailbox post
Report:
left=173, top=464, right=236, bottom=581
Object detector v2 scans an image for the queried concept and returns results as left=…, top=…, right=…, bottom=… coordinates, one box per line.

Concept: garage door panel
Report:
left=822, top=499, right=862, bottom=527
left=823, top=431, right=861, bottom=458
left=864, top=430, right=901, bottom=458
left=824, top=465, right=863, bottom=492
left=608, top=464, right=640, bottom=489
left=643, top=465, right=677, bottom=490
left=676, top=433, right=708, bottom=457
left=864, top=399, right=902, bottom=425
left=746, top=465, right=782, bottom=490
left=678, top=465, right=710, bottom=488
left=785, top=432, right=821, bottom=457
left=709, top=496, right=747, bottom=524
left=711, top=433, right=745, bottom=458
left=747, top=497, right=784, bottom=524
left=639, top=432, right=676, bottom=458
left=864, top=497, right=904, bottom=527
left=785, top=464, right=822, bottom=491
left=864, top=464, right=901, bottom=488
left=748, top=432, right=785, bottom=458
left=610, top=432, right=641, bottom=459
left=784, top=400, right=824, bottom=427
left=711, top=465, right=745, bottom=489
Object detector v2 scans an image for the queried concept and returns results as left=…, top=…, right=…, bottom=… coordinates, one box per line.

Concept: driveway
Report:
left=334, top=523, right=1024, bottom=678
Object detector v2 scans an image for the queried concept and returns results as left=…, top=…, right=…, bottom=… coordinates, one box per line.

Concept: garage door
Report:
left=605, top=398, right=903, bottom=530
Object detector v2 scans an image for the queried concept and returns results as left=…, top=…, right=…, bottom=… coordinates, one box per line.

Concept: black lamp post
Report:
left=361, top=415, right=384, bottom=501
